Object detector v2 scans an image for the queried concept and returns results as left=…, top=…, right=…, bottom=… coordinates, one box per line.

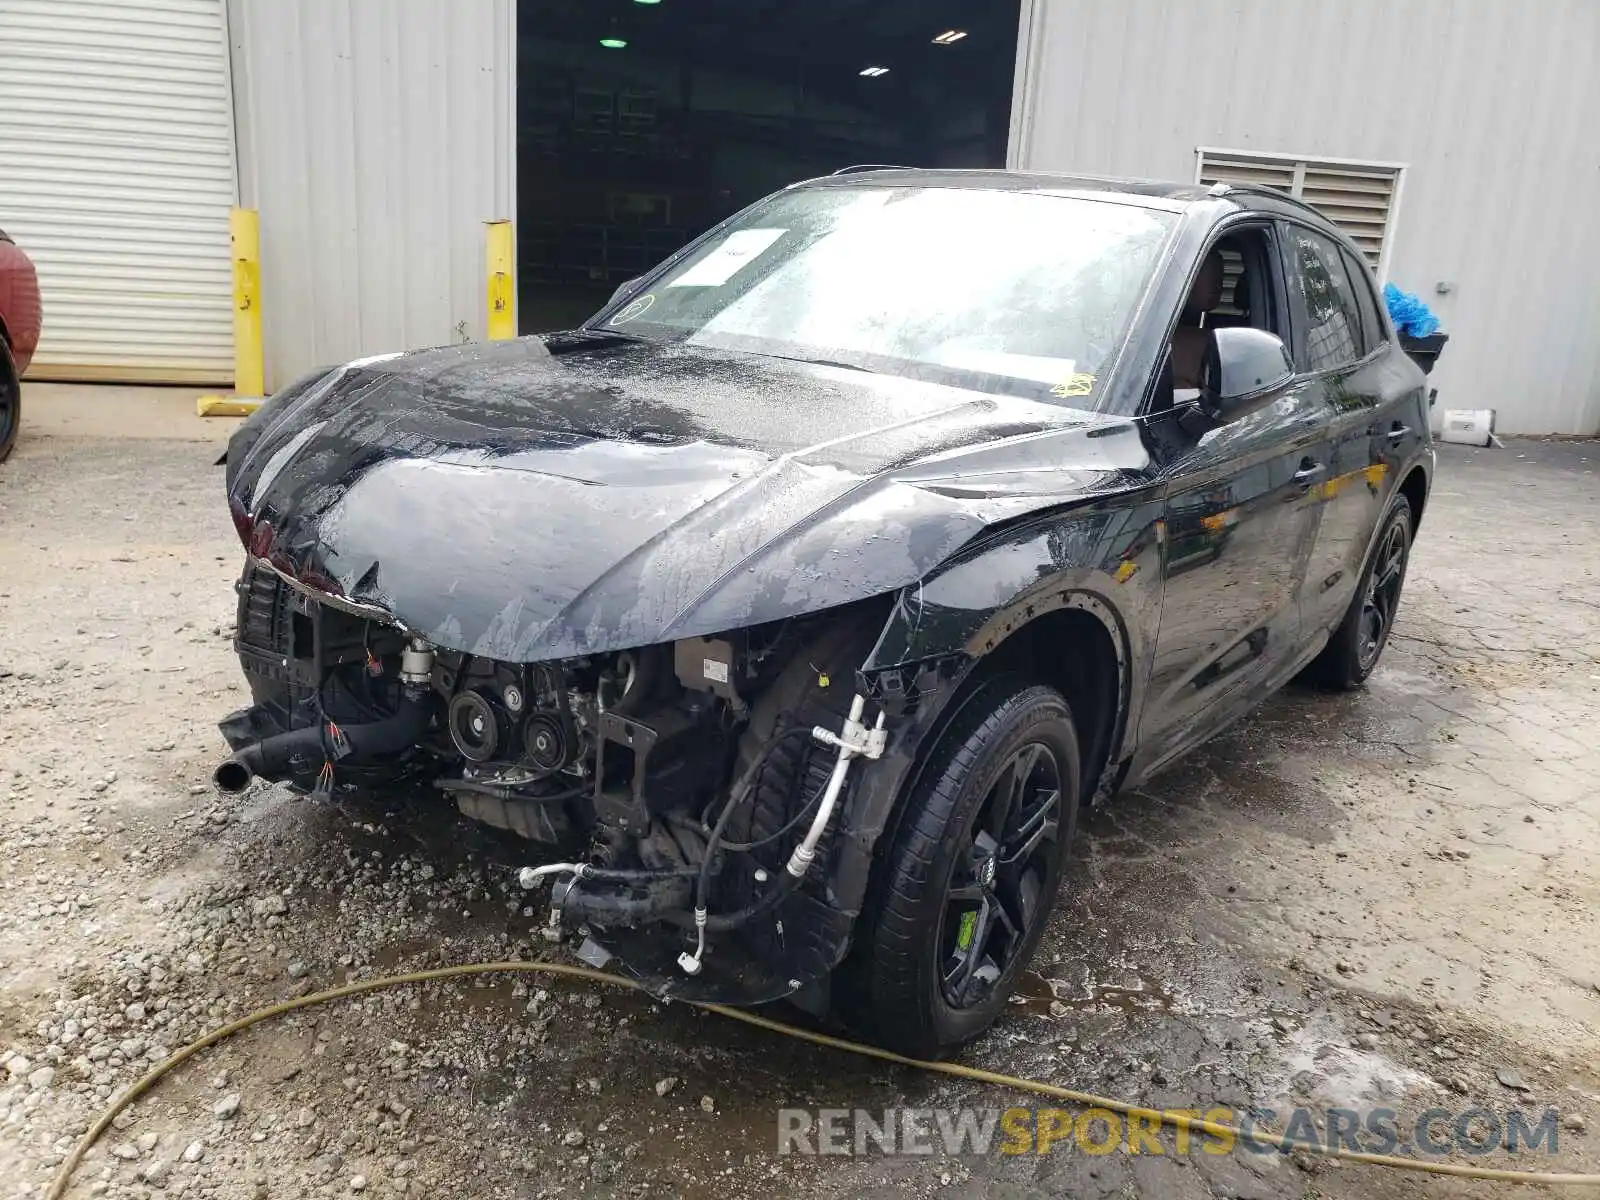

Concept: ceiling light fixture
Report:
left=932, top=30, right=968, bottom=44
left=632, top=0, right=661, bottom=5
left=599, top=36, right=628, bottom=48
left=859, top=65, right=889, bottom=77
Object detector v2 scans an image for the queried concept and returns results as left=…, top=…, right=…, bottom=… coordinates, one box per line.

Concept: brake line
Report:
left=46, top=961, right=1600, bottom=1198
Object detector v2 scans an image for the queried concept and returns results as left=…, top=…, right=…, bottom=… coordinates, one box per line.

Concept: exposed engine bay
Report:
left=218, top=561, right=890, bottom=1007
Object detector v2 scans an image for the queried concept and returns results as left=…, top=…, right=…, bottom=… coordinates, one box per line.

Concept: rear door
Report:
left=1342, top=243, right=1428, bottom=525
left=1281, top=225, right=1400, bottom=639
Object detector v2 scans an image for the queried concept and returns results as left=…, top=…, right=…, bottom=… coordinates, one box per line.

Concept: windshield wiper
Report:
left=579, top=326, right=653, bottom=344
left=765, top=351, right=880, bottom=376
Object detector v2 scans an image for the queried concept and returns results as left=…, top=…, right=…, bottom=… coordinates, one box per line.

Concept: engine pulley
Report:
left=448, top=691, right=504, bottom=762
left=523, top=712, right=574, bottom=777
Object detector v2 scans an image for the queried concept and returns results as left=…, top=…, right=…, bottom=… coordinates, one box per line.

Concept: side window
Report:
left=1282, top=226, right=1365, bottom=371
left=1340, top=247, right=1387, bottom=349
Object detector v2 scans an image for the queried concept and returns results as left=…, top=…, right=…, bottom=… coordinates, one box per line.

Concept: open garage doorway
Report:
left=515, top=0, right=1022, bottom=333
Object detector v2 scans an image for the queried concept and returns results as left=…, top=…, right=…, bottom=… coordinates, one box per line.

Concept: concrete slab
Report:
left=0, top=431, right=1596, bottom=1198
left=14, top=380, right=244, bottom=445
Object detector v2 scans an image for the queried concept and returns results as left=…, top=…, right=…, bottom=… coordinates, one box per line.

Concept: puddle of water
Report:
left=1015, top=967, right=1180, bottom=1017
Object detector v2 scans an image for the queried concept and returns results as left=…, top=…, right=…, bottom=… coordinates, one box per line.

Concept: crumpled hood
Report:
left=226, top=333, right=1149, bottom=660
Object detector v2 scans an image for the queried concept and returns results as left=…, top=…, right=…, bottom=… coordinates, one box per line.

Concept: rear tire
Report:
left=845, top=677, right=1080, bottom=1058
left=1307, top=494, right=1414, bottom=690
left=0, top=339, right=19, bottom=465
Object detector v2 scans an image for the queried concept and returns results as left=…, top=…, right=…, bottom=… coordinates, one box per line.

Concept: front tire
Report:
left=1308, top=494, right=1414, bottom=690
left=848, top=678, right=1080, bottom=1058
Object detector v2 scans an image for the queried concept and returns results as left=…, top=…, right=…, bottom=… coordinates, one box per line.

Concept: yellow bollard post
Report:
left=197, top=207, right=266, bottom=417
left=484, top=219, right=515, bottom=341
left=230, top=208, right=265, bottom=395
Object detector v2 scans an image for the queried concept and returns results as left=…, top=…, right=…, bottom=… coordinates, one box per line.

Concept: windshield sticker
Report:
left=609, top=293, right=656, bottom=325
left=1051, top=373, right=1097, bottom=398
left=666, top=229, right=787, bottom=288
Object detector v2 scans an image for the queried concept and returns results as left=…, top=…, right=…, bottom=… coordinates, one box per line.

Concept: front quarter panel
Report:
left=864, top=494, right=1164, bottom=689
left=818, top=488, right=1163, bottom=924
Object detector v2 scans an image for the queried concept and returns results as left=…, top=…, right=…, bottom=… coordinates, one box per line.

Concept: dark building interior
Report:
left=515, top=0, right=1021, bottom=332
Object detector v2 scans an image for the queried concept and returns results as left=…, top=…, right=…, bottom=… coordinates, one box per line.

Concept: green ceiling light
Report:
left=599, top=36, right=628, bottom=48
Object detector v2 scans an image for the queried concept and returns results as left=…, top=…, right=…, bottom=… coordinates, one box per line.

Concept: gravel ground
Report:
left=1, top=387, right=1597, bottom=1199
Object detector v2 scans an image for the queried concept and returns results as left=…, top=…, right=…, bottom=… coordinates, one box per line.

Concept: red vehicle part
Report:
left=0, top=228, right=41, bottom=462
left=0, top=231, right=42, bottom=374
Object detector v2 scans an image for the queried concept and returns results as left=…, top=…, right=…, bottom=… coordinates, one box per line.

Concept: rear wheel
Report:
left=1308, top=494, right=1414, bottom=689
left=0, top=339, right=19, bottom=464
left=846, top=678, right=1080, bottom=1058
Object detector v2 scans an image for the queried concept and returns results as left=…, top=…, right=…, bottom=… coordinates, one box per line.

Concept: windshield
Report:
left=591, top=185, right=1175, bottom=407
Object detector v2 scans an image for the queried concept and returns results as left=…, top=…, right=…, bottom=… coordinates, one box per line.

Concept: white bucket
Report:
left=1439, top=408, right=1495, bottom=447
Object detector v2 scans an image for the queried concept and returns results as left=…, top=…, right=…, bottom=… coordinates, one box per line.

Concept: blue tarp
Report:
left=1383, top=283, right=1440, bottom=339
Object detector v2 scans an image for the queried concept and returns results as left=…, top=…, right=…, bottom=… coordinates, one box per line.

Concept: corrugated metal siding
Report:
left=227, top=0, right=515, bottom=389
left=0, top=0, right=236, bottom=381
left=1012, top=0, right=1600, bottom=436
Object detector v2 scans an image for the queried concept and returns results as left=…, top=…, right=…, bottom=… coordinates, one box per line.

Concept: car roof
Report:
left=809, top=165, right=1214, bottom=198
left=795, top=167, right=1334, bottom=225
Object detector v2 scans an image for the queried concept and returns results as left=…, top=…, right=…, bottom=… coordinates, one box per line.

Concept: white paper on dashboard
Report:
left=666, top=229, right=787, bottom=287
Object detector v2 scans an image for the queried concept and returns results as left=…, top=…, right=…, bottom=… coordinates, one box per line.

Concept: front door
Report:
left=1136, top=391, right=1330, bottom=774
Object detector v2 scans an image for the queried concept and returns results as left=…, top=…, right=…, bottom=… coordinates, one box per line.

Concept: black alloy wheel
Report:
left=845, top=677, right=1081, bottom=1059
left=1308, top=494, right=1414, bottom=690
left=940, top=741, right=1064, bottom=1010
left=1358, top=517, right=1409, bottom=672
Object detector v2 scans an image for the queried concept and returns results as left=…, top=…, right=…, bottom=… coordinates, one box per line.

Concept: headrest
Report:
left=1183, top=250, right=1226, bottom=321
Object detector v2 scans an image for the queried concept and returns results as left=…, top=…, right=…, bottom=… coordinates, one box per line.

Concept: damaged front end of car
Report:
left=212, top=336, right=1146, bottom=1013
left=217, top=555, right=933, bottom=1007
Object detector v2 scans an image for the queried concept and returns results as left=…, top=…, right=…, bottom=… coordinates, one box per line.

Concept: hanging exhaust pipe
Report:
left=213, top=640, right=435, bottom=794
left=213, top=756, right=256, bottom=794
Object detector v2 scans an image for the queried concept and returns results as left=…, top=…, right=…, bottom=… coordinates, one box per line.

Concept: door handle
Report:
left=1386, top=425, right=1412, bottom=442
left=1293, top=460, right=1326, bottom=488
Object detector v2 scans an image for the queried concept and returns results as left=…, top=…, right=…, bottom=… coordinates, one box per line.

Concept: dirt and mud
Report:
left=1, top=386, right=1596, bottom=1199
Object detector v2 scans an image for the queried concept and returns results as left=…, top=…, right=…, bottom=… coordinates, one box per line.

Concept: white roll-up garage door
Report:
left=0, top=0, right=235, bottom=382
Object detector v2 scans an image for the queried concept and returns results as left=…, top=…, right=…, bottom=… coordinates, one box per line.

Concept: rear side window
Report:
left=1283, top=225, right=1365, bottom=371
left=1340, top=247, right=1387, bottom=349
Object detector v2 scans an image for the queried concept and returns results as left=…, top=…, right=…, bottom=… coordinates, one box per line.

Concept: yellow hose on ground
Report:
left=46, top=961, right=1600, bottom=1198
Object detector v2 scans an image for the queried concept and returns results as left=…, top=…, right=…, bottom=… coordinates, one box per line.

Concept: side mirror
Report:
left=1203, top=327, right=1295, bottom=422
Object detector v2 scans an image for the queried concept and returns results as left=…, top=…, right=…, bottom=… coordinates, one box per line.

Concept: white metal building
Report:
left=1010, top=0, right=1600, bottom=436
left=226, top=0, right=515, bottom=384
left=1, top=0, right=1595, bottom=434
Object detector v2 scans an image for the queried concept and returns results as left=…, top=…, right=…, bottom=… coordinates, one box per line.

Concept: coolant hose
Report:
left=214, top=687, right=432, bottom=792
left=693, top=867, right=802, bottom=933
left=556, top=867, right=799, bottom=933
left=559, top=880, right=695, bottom=925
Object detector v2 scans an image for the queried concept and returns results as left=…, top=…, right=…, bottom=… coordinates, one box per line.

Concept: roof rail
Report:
left=830, top=163, right=912, bottom=175
left=1212, top=181, right=1329, bottom=220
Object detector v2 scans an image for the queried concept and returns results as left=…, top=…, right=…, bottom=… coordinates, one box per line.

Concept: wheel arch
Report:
left=1398, top=463, right=1429, bottom=529
left=835, top=582, right=1138, bottom=921
left=971, top=601, right=1127, bottom=808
